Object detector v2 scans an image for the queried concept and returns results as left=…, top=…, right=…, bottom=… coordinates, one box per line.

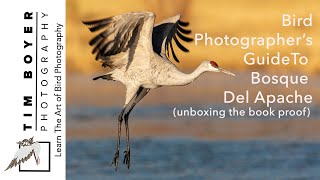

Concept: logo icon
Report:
left=5, top=137, right=41, bottom=171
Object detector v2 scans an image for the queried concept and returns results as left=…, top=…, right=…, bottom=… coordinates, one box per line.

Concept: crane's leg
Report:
left=111, top=86, right=140, bottom=171
left=111, top=106, right=125, bottom=171
left=123, top=88, right=150, bottom=169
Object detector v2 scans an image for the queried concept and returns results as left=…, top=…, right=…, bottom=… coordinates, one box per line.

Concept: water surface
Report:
left=67, top=138, right=320, bottom=180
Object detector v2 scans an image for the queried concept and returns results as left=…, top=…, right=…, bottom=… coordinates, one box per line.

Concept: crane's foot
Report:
left=111, top=149, right=119, bottom=171
left=123, top=149, right=130, bottom=169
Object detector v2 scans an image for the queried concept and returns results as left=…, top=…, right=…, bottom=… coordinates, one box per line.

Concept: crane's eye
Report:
left=210, top=61, right=219, bottom=68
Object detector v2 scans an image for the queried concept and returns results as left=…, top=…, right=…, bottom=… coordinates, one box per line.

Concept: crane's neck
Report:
left=175, top=63, right=207, bottom=86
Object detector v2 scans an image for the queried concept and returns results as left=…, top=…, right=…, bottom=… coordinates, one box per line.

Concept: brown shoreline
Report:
left=67, top=119, right=320, bottom=141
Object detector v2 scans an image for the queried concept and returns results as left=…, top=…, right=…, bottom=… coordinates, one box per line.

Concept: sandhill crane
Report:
left=83, top=12, right=235, bottom=170
left=5, top=137, right=41, bottom=171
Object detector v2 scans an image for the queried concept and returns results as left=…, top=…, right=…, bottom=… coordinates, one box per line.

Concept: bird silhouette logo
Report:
left=5, top=137, right=41, bottom=171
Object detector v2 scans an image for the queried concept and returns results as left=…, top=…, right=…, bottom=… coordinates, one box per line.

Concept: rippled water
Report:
left=67, top=138, right=320, bottom=180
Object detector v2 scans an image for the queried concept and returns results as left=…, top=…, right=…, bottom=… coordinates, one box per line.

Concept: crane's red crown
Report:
left=210, top=61, right=219, bottom=68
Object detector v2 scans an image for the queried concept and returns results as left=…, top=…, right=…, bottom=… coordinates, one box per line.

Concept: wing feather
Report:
left=177, top=25, right=191, bottom=34
left=178, top=20, right=189, bottom=26
left=152, top=14, right=193, bottom=63
left=169, top=41, right=179, bottom=63
left=83, top=12, right=155, bottom=69
left=176, top=30, right=193, bottom=42
left=173, top=35, right=189, bottom=52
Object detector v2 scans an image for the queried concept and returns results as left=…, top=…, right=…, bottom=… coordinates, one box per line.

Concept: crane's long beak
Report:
left=219, top=68, right=235, bottom=76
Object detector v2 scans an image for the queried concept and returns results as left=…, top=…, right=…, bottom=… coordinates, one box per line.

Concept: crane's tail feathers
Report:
left=93, top=74, right=114, bottom=81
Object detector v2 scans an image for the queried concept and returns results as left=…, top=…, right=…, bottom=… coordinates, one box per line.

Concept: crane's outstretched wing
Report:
left=152, top=14, right=193, bottom=63
left=83, top=12, right=155, bottom=69
left=5, top=148, right=34, bottom=171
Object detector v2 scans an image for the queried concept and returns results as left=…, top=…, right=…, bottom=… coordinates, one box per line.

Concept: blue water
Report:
left=67, top=138, right=320, bottom=180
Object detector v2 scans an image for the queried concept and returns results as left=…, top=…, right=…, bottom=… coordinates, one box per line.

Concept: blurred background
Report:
left=66, top=0, right=320, bottom=179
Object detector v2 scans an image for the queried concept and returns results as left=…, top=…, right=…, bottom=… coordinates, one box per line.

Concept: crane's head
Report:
left=206, top=60, right=235, bottom=76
